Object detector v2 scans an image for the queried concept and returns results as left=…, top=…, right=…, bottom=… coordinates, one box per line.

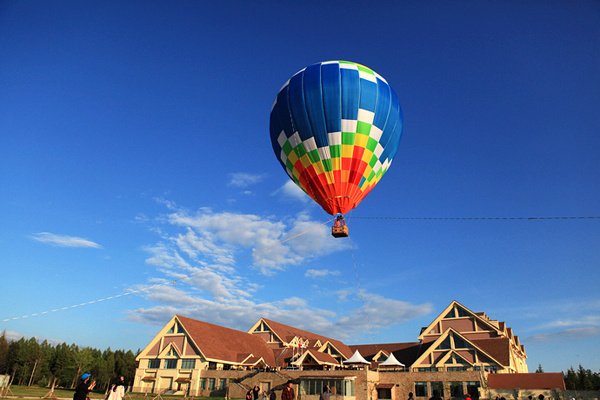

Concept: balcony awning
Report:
left=142, top=376, right=156, bottom=381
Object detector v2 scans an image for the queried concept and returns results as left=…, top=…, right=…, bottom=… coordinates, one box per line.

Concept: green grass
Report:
left=0, top=385, right=225, bottom=400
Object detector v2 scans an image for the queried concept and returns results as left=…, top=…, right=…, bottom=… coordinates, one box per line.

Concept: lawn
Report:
left=0, top=385, right=225, bottom=400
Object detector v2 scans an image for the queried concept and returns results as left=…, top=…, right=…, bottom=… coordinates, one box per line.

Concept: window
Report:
left=414, top=382, right=427, bottom=397
left=485, top=366, right=498, bottom=373
left=431, top=382, right=444, bottom=398
left=377, top=388, right=392, bottom=399
left=208, top=362, right=217, bottom=370
left=181, top=359, right=196, bottom=369
left=453, top=336, right=471, bottom=349
left=167, top=322, right=184, bottom=334
left=466, top=382, right=480, bottom=399
left=443, top=309, right=455, bottom=319
left=148, top=359, right=160, bottom=369
left=219, top=379, right=227, bottom=390
left=199, top=378, right=206, bottom=390
left=436, top=336, right=451, bottom=350
left=208, top=378, right=215, bottom=390
left=164, top=359, right=177, bottom=369
left=450, top=382, right=463, bottom=397
left=300, top=379, right=354, bottom=396
left=417, top=367, right=437, bottom=372
left=457, top=307, right=470, bottom=317
left=448, top=366, right=468, bottom=371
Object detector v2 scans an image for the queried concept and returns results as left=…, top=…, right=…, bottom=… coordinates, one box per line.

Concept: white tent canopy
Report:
left=379, top=352, right=405, bottom=367
left=343, top=350, right=370, bottom=364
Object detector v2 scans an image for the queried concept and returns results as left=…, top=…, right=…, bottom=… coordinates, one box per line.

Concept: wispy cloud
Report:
left=524, top=327, right=600, bottom=343
left=30, top=232, right=102, bottom=249
left=305, top=269, right=341, bottom=279
left=228, top=172, right=267, bottom=188
left=126, top=200, right=432, bottom=342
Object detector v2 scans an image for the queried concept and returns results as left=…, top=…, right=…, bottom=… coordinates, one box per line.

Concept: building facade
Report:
left=133, top=301, right=559, bottom=400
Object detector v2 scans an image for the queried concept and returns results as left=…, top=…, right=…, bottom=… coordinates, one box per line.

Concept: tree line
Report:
left=563, top=365, right=600, bottom=391
left=0, top=331, right=138, bottom=391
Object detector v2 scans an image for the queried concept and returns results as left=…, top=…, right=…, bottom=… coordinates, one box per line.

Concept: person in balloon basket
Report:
left=281, top=381, right=295, bottom=400
left=74, top=373, right=96, bottom=400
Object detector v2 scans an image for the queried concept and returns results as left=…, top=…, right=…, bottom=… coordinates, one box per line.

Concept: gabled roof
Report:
left=257, top=318, right=354, bottom=359
left=176, top=315, right=276, bottom=365
left=412, top=328, right=504, bottom=368
left=488, top=373, right=565, bottom=390
left=418, top=300, right=503, bottom=341
left=295, top=349, right=340, bottom=366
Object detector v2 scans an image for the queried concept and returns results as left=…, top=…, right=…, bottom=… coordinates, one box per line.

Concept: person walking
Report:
left=74, top=374, right=96, bottom=400
left=320, top=385, right=331, bottom=400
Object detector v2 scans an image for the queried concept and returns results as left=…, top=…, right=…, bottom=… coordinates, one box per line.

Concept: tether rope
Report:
left=350, top=215, right=599, bottom=221
left=2, top=219, right=333, bottom=322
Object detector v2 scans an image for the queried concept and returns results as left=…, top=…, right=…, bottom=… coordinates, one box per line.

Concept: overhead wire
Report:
left=2, top=218, right=333, bottom=323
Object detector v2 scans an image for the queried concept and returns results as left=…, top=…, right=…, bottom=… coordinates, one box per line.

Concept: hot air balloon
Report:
left=269, top=61, right=403, bottom=237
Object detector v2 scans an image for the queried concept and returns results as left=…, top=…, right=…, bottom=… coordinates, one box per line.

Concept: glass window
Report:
left=485, top=366, right=498, bottom=373
left=208, top=362, right=217, bottom=370
left=200, top=378, right=206, bottom=390
left=181, top=359, right=196, bottom=369
left=219, top=378, right=227, bottom=390
left=415, top=382, right=427, bottom=397
left=164, top=359, right=177, bottom=369
left=457, top=307, right=470, bottom=317
left=431, top=382, right=444, bottom=398
left=208, top=378, right=215, bottom=390
left=443, top=309, right=455, bottom=319
left=466, top=382, right=480, bottom=399
left=448, top=367, right=468, bottom=371
left=453, top=336, right=471, bottom=349
left=450, top=382, right=463, bottom=397
left=148, top=359, right=160, bottom=369
left=300, top=380, right=353, bottom=396
left=417, top=367, right=438, bottom=372
left=377, top=388, right=392, bottom=399
left=436, top=336, right=451, bottom=350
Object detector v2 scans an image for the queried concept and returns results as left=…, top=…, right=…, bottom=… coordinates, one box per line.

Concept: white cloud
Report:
left=274, top=180, right=310, bottom=203
left=306, top=269, right=341, bottom=279
left=126, top=199, right=433, bottom=344
left=229, top=172, right=267, bottom=188
left=2, top=330, right=62, bottom=346
left=30, top=232, right=102, bottom=249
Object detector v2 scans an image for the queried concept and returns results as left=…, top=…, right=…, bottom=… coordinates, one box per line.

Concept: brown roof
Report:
left=350, top=342, right=422, bottom=367
left=471, top=337, right=510, bottom=365
left=177, top=315, right=276, bottom=366
left=488, top=373, right=565, bottom=390
left=304, top=349, right=340, bottom=365
left=261, top=318, right=354, bottom=358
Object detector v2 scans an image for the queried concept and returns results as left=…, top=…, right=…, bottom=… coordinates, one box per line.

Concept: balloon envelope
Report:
left=270, top=61, right=403, bottom=215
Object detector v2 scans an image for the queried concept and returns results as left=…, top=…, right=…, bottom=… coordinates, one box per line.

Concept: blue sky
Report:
left=1, top=1, right=599, bottom=373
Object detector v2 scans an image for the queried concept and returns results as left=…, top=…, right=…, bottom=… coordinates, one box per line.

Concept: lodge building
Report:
left=133, top=301, right=563, bottom=400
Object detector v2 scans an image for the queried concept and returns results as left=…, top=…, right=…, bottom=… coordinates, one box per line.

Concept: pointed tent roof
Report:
left=379, top=352, right=405, bottom=366
left=343, top=350, right=370, bottom=364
